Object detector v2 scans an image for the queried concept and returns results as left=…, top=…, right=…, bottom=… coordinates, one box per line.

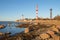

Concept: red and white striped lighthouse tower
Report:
left=36, top=4, right=38, bottom=23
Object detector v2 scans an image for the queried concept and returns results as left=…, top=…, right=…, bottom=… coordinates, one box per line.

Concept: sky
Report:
left=0, top=0, right=60, bottom=21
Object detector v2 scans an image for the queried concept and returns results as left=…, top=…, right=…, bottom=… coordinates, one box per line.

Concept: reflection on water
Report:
left=0, top=21, right=25, bottom=36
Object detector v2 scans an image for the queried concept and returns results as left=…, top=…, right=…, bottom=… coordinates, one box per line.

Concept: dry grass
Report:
left=32, top=20, right=60, bottom=25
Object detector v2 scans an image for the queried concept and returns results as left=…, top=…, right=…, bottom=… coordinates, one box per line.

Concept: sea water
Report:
left=0, top=21, right=25, bottom=36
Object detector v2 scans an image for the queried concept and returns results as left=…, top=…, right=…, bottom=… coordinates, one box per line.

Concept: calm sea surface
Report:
left=0, top=21, right=25, bottom=36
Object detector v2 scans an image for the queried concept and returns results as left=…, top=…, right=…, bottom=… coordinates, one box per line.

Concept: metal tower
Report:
left=50, top=8, right=52, bottom=19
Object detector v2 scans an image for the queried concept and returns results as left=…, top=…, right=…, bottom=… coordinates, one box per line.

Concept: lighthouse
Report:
left=22, top=14, right=24, bottom=21
left=36, top=4, right=38, bottom=23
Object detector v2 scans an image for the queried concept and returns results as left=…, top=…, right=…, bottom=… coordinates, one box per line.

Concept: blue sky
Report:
left=0, top=0, right=60, bottom=21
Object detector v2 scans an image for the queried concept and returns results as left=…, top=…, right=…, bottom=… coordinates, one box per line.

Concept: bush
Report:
left=54, top=15, right=60, bottom=20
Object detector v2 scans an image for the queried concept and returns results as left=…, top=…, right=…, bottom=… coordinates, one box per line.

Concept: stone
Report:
left=40, top=33, right=50, bottom=39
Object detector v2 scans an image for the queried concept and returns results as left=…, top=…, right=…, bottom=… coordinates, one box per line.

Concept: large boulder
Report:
left=50, top=25, right=59, bottom=32
left=40, top=33, right=50, bottom=39
left=0, top=32, right=3, bottom=36
left=0, top=25, right=5, bottom=29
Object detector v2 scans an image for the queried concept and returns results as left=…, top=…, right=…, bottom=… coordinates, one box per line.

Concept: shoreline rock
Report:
left=0, top=24, right=5, bottom=29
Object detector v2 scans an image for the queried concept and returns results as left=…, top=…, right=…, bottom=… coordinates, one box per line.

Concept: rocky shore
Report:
left=0, top=22, right=60, bottom=40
